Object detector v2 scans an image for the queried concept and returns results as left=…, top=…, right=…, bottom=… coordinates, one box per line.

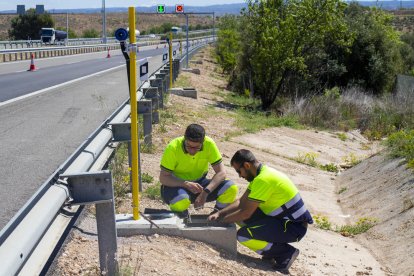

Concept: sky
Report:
left=0, top=1, right=245, bottom=11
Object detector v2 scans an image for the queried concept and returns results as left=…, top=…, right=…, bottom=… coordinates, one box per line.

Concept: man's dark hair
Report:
left=184, top=124, right=205, bottom=142
left=231, top=149, right=257, bottom=165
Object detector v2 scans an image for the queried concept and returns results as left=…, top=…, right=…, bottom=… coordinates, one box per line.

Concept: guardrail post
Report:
left=62, top=171, right=118, bottom=275
left=150, top=78, right=164, bottom=108
left=138, top=100, right=152, bottom=146
left=143, top=87, right=159, bottom=124
left=160, top=69, right=170, bottom=91
left=155, top=72, right=167, bottom=93
left=173, top=59, right=180, bottom=81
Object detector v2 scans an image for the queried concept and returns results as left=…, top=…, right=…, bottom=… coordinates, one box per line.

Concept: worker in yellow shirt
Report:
left=209, top=149, right=313, bottom=274
left=159, top=124, right=238, bottom=215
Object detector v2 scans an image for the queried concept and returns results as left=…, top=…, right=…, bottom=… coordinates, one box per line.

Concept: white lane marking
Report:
left=0, top=64, right=124, bottom=108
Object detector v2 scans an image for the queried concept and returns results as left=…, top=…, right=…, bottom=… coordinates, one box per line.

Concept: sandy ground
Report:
left=49, top=47, right=413, bottom=276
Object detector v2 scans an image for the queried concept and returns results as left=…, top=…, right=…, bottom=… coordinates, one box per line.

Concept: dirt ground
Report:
left=50, top=47, right=414, bottom=276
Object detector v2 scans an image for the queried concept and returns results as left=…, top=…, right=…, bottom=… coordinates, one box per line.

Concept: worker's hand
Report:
left=184, top=181, right=203, bottom=194
left=194, top=192, right=208, bottom=209
left=208, top=212, right=221, bottom=221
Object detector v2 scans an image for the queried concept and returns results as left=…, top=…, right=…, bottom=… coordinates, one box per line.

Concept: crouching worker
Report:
left=208, top=149, right=313, bottom=274
left=159, top=124, right=238, bottom=215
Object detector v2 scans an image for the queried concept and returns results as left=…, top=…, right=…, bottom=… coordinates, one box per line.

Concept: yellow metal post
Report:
left=169, top=32, right=173, bottom=88
left=129, top=7, right=140, bottom=220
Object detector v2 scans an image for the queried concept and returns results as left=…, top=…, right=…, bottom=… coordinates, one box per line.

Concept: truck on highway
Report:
left=40, top=28, right=67, bottom=44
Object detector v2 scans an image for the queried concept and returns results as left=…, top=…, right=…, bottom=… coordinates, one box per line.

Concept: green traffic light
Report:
left=157, top=5, right=165, bottom=13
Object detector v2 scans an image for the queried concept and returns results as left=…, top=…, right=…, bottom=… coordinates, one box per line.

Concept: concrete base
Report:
left=168, top=87, right=197, bottom=99
left=182, top=68, right=201, bottom=75
left=116, top=213, right=237, bottom=255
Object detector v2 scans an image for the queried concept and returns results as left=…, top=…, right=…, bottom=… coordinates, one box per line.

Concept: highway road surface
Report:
left=0, top=43, right=182, bottom=229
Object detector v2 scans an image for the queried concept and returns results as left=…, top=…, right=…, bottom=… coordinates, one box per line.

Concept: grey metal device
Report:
left=61, top=171, right=118, bottom=275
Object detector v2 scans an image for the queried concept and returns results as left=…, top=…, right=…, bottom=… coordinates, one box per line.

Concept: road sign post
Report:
left=169, top=32, right=173, bottom=88
left=128, top=7, right=140, bottom=220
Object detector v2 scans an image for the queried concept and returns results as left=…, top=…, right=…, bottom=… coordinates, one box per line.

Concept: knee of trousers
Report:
left=169, top=197, right=191, bottom=212
left=237, top=228, right=271, bottom=253
left=216, top=181, right=238, bottom=205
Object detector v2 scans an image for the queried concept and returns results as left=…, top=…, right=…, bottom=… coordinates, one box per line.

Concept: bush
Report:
left=144, top=182, right=161, bottom=200
left=386, top=130, right=414, bottom=169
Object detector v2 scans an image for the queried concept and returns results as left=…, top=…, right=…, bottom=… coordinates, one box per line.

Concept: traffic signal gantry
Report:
left=156, top=4, right=184, bottom=13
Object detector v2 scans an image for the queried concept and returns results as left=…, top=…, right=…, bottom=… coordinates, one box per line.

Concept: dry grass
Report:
left=0, top=13, right=213, bottom=40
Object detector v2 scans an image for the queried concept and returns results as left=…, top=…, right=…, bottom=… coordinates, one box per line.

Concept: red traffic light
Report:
left=175, top=4, right=184, bottom=13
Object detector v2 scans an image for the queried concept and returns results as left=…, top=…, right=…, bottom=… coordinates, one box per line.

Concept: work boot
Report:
left=273, top=248, right=300, bottom=274
left=261, top=255, right=276, bottom=265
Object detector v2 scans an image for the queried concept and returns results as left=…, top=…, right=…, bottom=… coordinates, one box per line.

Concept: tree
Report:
left=8, top=9, right=54, bottom=40
left=242, top=0, right=350, bottom=110
left=215, top=15, right=241, bottom=75
left=338, top=3, right=404, bottom=94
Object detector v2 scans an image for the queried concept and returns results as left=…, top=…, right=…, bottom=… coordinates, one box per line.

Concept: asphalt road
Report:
left=0, top=44, right=181, bottom=230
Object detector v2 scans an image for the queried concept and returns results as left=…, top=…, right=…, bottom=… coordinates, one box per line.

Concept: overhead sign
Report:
left=162, top=52, right=168, bottom=61
left=175, top=4, right=184, bottom=13
left=157, top=4, right=165, bottom=13
left=140, top=58, right=149, bottom=81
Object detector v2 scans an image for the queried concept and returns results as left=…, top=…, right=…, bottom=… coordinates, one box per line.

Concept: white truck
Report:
left=40, top=28, right=67, bottom=44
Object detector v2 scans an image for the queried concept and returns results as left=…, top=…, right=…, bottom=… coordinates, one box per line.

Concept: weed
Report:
left=140, top=143, right=156, bottom=154
left=313, top=214, right=332, bottom=230
left=337, top=217, right=378, bottom=236
left=337, top=133, right=347, bottom=141
left=173, top=74, right=191, bottom=88
left=294, top=152, right=320, bottom=167
left=108, top=143, right=130, bottom=199
left=386, top=129, right=414, bottom=169
left=342, top=152, right=362, bottom=167
left=142, top=172, right=154, bottom=183
left=234, top=108, right=301, bottom=133
left=338, top=187, right=347, bottom=194
left=320, top=163, right=339, bottom=173
left=144, top=181, right=161, bottom=200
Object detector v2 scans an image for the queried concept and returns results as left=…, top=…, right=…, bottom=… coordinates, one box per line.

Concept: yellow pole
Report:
left=169, top=32, right=173, bottom=88
left=129, top=7, right=140, bottom=220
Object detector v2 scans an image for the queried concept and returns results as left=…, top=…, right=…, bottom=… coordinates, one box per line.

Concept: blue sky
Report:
left=0, top=1, right=245, bottom=11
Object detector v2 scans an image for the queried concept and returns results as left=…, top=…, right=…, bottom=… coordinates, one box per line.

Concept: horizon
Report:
left=0, top=1, right=245, bottom=12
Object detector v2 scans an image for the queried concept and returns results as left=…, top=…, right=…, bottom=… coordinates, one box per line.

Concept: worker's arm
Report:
left=194, top=162, right=226, bottom=208
left=208, top=190, right=258, bottom=223
left=159, top=169, right=203, bottom=194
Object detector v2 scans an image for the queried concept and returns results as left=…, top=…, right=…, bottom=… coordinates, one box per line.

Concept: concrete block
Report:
left=182, top=68, right=200, bottom=75
left=169, top=87, right=197, bottom=99
left=116, top=213, right=237, bottom=255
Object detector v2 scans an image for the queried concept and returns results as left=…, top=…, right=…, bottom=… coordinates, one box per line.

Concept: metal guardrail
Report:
left=0, top=29, right=216, bottom=50
left=0, top=37, right=214, bottom=275
left=0, top=34, right=215, bottom=63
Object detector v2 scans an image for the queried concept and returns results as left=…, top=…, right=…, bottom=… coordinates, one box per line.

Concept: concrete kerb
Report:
left=168, top=87, right=197, bottom=99
left=116, top=213, right=237, bottom=255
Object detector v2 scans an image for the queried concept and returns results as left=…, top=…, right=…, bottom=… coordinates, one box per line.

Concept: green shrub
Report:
left=320, top=163, right=339, bottom=173
left=142, top=172, right=154, bottom=183
left=337, top=217, right=378, bottom=236
left=386, top=130, right=414, bottom=169
left=144, top=182, right=161, bottom=200
left=294, top=152, right=320, bottom=167
left=313, top=214, right=332, bottom=230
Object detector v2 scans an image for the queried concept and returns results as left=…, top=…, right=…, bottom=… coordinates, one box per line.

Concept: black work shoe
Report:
left=273, top=249, right=300, bottom=274
left=261, top=255, right=276, bottom=265
left=176, top=209, right=189, bottom=219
